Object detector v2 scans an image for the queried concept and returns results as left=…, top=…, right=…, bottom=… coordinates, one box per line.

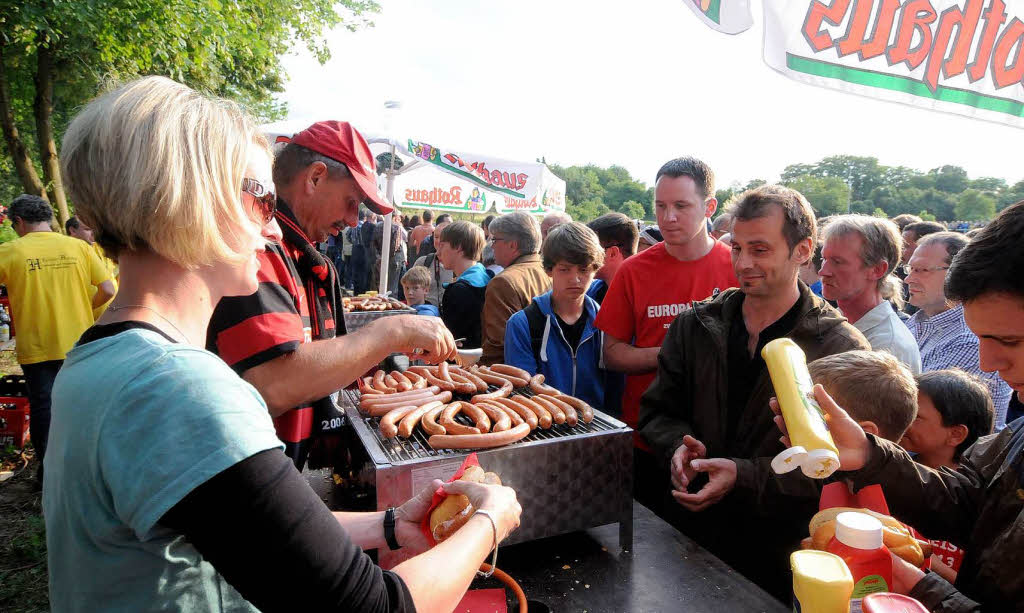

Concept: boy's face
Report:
left=403, top=283, right=428, bottom=306
left=547, top=261, right=596, bottom=302
left=964, top=292, right=1024, bottom=394
left=899, top=393, right=957, bottom=470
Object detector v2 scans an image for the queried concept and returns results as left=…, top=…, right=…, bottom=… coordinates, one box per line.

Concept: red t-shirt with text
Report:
left=594, top=240, right=737, bottom=433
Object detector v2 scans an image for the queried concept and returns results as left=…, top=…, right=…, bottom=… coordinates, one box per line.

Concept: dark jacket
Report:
left=479, top=253, right=550, bottom=365
left=847, top=422, right=1024, bottom=612
left=441, top=263, right=490, bottom=350
left=637, top=282, right=870, bottom=599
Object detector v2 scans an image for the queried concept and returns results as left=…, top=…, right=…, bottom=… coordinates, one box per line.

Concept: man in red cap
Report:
left=207, top=121, right=456, bottom=469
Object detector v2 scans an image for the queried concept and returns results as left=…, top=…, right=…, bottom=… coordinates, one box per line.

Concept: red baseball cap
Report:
left=289, top=120, right=393, bottom=214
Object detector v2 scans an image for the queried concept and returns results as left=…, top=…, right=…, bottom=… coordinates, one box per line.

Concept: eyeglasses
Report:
left=907, top=265, right=949, bottom=275
left=242, top=177, right=277, bottom=225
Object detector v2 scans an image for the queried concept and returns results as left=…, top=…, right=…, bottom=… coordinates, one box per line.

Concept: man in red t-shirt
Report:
left=594, top=157, right=737, bottom=433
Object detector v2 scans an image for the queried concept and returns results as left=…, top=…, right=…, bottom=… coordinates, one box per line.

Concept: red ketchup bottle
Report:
left=826, top=511, right=894, bottom=613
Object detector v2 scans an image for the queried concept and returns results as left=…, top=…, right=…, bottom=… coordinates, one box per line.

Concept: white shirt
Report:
left=853, top=300, right=923, bottom=374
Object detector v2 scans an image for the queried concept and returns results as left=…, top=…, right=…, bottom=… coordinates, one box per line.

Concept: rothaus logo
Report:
left=803, top=0, right=1024, bottom=92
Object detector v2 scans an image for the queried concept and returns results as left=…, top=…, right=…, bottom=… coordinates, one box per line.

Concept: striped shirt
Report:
left=906, top=304, right=1011, bottom=430
left=207, top=204, right=345, bottom=467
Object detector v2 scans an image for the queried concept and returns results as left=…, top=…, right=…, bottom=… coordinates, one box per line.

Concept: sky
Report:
left=276, top=0, right=1022, bottom=191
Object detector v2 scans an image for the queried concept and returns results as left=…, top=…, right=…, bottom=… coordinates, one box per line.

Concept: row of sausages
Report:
left=356, top=363, right=595, bottom=449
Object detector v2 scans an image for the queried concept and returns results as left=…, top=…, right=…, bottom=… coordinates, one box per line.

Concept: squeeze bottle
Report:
left=827, top=512, right=894, bottom=613
left=762, top=337, right=840, bottom=478
left=791, top=549, right=853, bottom=613
left=862, top=593, right=930, bottom=613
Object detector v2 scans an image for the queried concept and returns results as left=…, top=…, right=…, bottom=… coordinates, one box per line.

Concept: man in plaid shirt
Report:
left=905, top=231, right=1011, bottom=429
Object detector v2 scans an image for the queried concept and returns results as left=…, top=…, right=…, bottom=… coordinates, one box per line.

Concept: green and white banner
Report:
left=763, top=0, right=1024, bottom=128
left=682, top=0, right=753, bottom=34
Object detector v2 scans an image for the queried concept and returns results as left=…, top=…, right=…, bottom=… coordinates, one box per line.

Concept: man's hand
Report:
left=770, top=384, right=872, bottom=472
left=394, top=478, right=444, bottom=554
left=672, top=458, right=737, bottom=512
left=889, top=550, right=926, bottom=595
left=379, top=315, right=458, bottom=364
left=670, top=435, right=706, bottom=491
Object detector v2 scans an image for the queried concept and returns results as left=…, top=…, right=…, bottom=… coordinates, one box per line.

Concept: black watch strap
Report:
left=384, top=507, right=401, bottom=550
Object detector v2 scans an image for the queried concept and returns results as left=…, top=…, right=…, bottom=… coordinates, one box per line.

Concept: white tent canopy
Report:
left=262, top=121, right=567, bottom=293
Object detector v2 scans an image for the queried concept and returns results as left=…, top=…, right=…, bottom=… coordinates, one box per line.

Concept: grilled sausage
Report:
left=420, top=403, right=447, bottom=436
left=477, top=366, right=528, bottom=388
left=511, top=394, right=552, bottom=429
left=528, top=373, right=560, bottom=396
left=380, top=405, right=418, bottom=437
left=460, top=402, right=493, bottom=433
left=491, top=364, right=531, bottom=380
left=556, top=394, right=594, bottom=423
left=398, top=400, right=444, bottom=438
left=474, top=402, right=513, bottom=432
left=403, top=370, right=428, bottom=390
left=532, top=394, right=568, bottom=425
left=538, top=394, right=577, bottom=426
left=439, top=402, right=482, bottom=435
left=391, top=371, right=414, bottom=392
left=427, top=422, right=531, bottom=449
left=485, top=397, right=538, bottom=430
left=470, top=380, right=513, bottom=403
left=452, top=366, right=489, bottom=392
left=446, top=371, right=478, bottom=395
left=372, top=370, right=392, bottom=393
left=409, top=366, right=456, bottom=392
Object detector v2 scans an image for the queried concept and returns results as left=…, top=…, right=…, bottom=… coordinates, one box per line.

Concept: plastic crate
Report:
left=0, top=397, right=29, bottom=449
left=0, top=375, right=28, bottom=397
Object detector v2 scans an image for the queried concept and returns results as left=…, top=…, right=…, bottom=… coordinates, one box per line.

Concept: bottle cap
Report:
left=771, top=446, right=807, bottom=474
left=801, top=448, right=840, bottom=479
left=835, top=511, right=883, bottom=550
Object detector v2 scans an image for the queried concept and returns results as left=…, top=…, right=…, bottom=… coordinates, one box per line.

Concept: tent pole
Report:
left=378, top=143, right=398, bottom=295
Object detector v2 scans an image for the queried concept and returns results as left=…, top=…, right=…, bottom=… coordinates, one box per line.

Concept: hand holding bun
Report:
left=429, top=466, right=519, bottom=543
left=806, top=507, right=932, bottom=567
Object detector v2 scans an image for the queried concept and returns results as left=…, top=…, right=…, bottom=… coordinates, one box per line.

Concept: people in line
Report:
left=0, top=195, right=115, bottom=481
left=479, top=211, right=550, bottom=365
left=504, top=222, right=608, bottom=410
left=637, top=225, right=662, bottom=251
left=586, top=212, right=639, bottom=305
left=905, top=231, right=1012, bottom=429
left=400, top=265, right=439, bottom=317
left=46, top=75, right=520, bottom=613
left=481, top=214, right=496, bottom=240
left=540, top=210, right=572, bottom=239
left=710, top=213, right=732, bottom=240
left=437, top=221, right=490, bottom=349
left=771, top=201, right=1024, bottom=610
left=66, top=215, right=119, bottom=317
left=637, top=184, right=870, bottom=599
left=901, top=220, right=947, bottom=265
left=818, top=215, right=921, bottom=373
left=206, top=119, right=456, bottom=469
left=798, top=242, right=823, bottom=297
left=901, top=369, right=994, bottom=471
left=412, top=214, right=454, bottom=306
left=594, top=156, right=737, bottom=506
left=408, top=209, right=434, bottom=261
left=361, top=211, right=379, bottom=289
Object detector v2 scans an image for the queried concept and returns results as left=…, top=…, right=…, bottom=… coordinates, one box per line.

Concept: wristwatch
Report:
left=383, top=507, right=401, bottom=550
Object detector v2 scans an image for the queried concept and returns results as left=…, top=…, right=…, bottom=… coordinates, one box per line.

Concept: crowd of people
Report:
left=3, top=75, right=1023, bottom=612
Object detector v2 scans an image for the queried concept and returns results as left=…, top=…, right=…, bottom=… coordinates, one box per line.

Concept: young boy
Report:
left=504, top=222, right=607, bottom=410
left=401, top=265, right=440, bottom=317
left=900, top=369, right=995, bottom=471
left=436, top=221, right=489, bottom=348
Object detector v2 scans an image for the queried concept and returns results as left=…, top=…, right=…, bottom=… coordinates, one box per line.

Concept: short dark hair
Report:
left=436, top=213, right=452, bottom=225
left=482, top=214, right=496, bottom=230
left=946, top=201, right=1024, bottom=302
left=422, top=209, right=433, bottom=223
left=891, top=214, right=923, bottom=232
left=10, top=194, right=53, bottom=224
left=542, top=222, right=604, bottom=272
left=811, top=241, right=824, bottom=270
left=409, top=215, right=421, bottom=228
left=273, top=142, right=350, bottom=186
left=66, top=216, right=82, bottom=233
left=904, top=221, right=945, bottom=239
left=917, top=369, right=994, bottom=461
left=588, top=212, right=639, bottom=257
left=655, top=156, right=715, bottom=200
left=917, top=231, right=968, bottom=266
left=726, top=184, right=817, bottom=251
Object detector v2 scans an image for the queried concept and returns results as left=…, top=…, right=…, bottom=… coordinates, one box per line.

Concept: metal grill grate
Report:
left=349, top=387, right=619, bottom=465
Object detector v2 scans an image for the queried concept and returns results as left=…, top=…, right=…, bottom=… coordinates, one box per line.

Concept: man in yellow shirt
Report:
left=67, top=216, right=118, bottom=317
left=0, top=195, right=114, bottom=479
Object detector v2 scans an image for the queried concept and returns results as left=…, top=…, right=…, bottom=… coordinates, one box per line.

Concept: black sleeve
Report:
left=440, top=283, right=479, bottom=347
left=161, top=449, right=415, bottom=613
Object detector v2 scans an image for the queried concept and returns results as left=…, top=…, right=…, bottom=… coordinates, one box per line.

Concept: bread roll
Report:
left=428, top=466, right=501, bottom=542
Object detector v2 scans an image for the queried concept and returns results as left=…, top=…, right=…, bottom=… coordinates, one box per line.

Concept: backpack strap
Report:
left=523, top=300, right=547, bottom=366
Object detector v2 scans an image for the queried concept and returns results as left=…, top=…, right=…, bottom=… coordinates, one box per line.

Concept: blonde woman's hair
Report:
left=61, top=76, right=267, bottom=268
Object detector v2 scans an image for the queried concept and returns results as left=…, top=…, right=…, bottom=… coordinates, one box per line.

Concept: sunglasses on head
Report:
left=242, top=177, right=277, bottom=225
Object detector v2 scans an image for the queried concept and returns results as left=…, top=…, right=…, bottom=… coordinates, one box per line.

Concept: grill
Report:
left=319, top=386, right=635, bottom=569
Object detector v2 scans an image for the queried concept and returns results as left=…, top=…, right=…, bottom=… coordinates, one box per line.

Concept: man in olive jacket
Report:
left=480, top=212, right=550, bottom=365
left=812, top=200, right=1024, bottom=612
left=637, top=185, right=870, bottom=599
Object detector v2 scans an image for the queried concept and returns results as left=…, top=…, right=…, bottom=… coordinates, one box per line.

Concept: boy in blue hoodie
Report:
left=504, top=222, right=607, bottom=410
left=437, top=221, right=490, bottom=349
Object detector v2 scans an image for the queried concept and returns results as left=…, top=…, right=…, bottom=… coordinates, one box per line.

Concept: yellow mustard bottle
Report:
left=791, top=550, right=854, bottom=613
left=762, top=338, right=841, bottom=478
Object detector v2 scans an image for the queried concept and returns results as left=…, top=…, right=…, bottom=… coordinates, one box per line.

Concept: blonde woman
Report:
left=45, top=77, right=520, bottom=613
